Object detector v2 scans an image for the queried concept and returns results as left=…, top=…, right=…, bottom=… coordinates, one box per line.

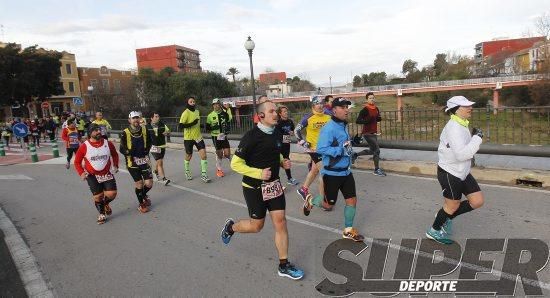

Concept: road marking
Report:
left=118, top=169, right=550, bottom=292
left=0, top=174, right=34, bottom=180
left=0, top=207, right=54, bottom=297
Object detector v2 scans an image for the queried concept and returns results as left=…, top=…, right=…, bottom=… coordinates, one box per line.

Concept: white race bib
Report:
left=133, top=156, right=150, bottom=166
left=282, top=135, right=291, bottom=144
left=96, top=173, right=114, bottom=183
left=261, top=179, right=284, bottom=201
left=216, top=134, right=226, bottom=141
left=150, top=145, right=161, bottom=153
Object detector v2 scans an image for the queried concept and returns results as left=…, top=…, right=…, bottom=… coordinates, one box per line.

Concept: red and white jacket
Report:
left=74, top=139, right=119, bottom=176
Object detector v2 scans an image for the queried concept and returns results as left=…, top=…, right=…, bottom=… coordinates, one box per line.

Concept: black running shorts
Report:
left=211, top=136, right=230, bottom=150
left=308, top=152, right=322, bottom=164
left=184, top=139, right=206, bottom=154
left=151, top=148, right=166, bottom=160
left=242, top=186, right=286, bottom=219
left=86, top=174, right=117, bottom=195
left=437, top=166, right=481, bottom=200
left=128, top=165, right=153, bottom=182
left=323, top=173, right=357, bottom=205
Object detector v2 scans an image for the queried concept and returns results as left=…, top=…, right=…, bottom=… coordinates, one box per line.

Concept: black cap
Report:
left=331, top=97, right=352, bottom=108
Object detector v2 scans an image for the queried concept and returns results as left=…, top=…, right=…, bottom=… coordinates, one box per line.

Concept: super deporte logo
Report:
left=316, top=238, right=550, bottom=296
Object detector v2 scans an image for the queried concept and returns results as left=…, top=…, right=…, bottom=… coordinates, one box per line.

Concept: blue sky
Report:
left=0, top=0, right=548, bottom=86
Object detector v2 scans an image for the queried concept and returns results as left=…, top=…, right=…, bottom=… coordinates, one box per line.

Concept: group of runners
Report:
left=68, top=93, right=485, bottom=281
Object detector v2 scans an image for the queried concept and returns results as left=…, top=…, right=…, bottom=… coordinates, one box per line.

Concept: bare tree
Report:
left=535, top=12, right=550, bottom=38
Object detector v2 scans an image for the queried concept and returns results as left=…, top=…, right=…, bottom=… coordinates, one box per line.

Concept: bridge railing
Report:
left=109, top=106, right=550, bottom=146
left=224, top=74, right=548, bottom=103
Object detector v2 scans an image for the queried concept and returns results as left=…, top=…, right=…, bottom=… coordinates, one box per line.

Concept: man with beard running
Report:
left=74, top=123, right=119, bottom=224
left=146, top=112, right=171, bottom=186
left=220, top=100, right=305, bottom=280
left=120, top=111, right=154, bottom=213
left=179, top=96, right=210, bottom=182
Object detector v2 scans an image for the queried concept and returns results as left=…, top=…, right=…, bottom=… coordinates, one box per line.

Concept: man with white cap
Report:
left=426, top=96, right=485, bottom=244
left=120, top=111, right=154, bottom=213
left=206, top=98, right=232, bottom=178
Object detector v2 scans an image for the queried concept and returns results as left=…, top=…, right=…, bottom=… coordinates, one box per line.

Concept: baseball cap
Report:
left=332, top=97, right=352, bottom=108
left=212, top=98, right=220, bottom=104
left=128, top=111, right=142, bottom=118
left=311, top=96, right=323, bottom=105
left=445, top=96, right=475, bottom=112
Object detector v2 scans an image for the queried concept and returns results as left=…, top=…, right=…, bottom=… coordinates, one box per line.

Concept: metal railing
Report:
left=221, top=74, right=548, bottom=103
left=109, top=106, right=550, bottom=146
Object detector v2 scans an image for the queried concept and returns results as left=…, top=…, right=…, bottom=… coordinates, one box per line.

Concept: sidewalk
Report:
left=0, top=223, right=28, bottom=297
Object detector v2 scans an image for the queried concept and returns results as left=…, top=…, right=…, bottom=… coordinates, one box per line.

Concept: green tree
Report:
left=226, top=67, right=239, bottom=84
left=352, top=75, right=362, bottom=87
left=433, top=53, right=448, bottom=77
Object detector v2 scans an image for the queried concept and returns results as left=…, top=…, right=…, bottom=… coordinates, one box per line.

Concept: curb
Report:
left=0, top=207, right=55, bottom=297
left=108, top=138, right=550, bottom=188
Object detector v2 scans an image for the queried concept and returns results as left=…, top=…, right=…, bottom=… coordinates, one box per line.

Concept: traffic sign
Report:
left=73, top=97, right=83, bottom=106
left=13, top=123, right=29, bottom=138
left=41, top=101, right=50, bottom=109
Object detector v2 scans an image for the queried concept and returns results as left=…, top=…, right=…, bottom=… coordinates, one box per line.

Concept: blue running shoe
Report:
left=221, top=218, right=234, bottom=245
left=426, top=227, right=453, bottom=245
left=287, top=178, right=299, bottom=185
left=441, top=218, right=453, bottom=235
left=278, top=262, right=304, bottom=280
left=373, top=168, right=387, bottom=176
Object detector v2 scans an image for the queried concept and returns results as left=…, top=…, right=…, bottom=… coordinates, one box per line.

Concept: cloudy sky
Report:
left=0, top=0, right=547, bottom=86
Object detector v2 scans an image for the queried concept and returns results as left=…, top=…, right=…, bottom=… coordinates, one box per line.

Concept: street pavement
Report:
left=0, top=144, right=549, bottom=297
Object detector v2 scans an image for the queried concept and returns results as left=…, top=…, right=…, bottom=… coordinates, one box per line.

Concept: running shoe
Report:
left=351, top=152, right=359, bottom=165
left=277, top=262, right=304, bottom=280
left=97, top=214, right=107, bottom=225
left=373, top=168, right=387, bottom=177
left=220, top=218, right=235, bottom=245
left=287, top=178, right=299, bottom=185
left=201, top=174, right=210, bottom=183
left=143, top=196, right=152, bottom=207
left=297, top=187, right=309, bottom=201
left=302, top=194, right=313, bottom=216
left=216, top=169, right=225, bottom=177
left=104, top=204, right=112, bottom=216
left=185, top=171, right=192, bottom=180
left=163, top=177, right=171, bottom=186
left=426, top=227, right=453, bottom=245
left=441, top=218, right=453, bottom=235
left=343, top=227, right=365, bottom=242
left=153, top=170, right=159, bottom=181
left=138, top=203, right=149, bottom=213
left=65, top=162, right=70, bottom=169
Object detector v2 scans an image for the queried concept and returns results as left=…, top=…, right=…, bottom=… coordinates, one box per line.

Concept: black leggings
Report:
left=281, top=143, right=292, bottom=179
left=66, top=147, right=78, bottom=162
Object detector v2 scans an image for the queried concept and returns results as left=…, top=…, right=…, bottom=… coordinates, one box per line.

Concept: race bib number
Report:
left=133, top=156, right=150, bottom=166
left=261, top=179, right=284, bottom=201
left=32, top=132, right=39, bottom=136
left=216, top=134, right=226, bottom=141
left=69, top=137, right=79, bottom=145
left=282, top=135, right=291, bottom=144
left=96, top=173, right=114, bottom=183
left=150, top=145, right=161, bottom=153
left=46, top=130, right=52, bottom=134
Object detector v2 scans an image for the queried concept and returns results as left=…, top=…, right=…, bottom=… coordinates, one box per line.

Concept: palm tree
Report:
left=226, top=67, right=239, bottom=84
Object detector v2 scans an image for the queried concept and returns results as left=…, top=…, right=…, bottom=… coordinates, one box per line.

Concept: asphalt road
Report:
left=0, top=146, right=549, bottom=297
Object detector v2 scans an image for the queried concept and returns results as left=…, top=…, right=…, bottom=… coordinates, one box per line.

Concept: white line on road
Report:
left=0, top=174, right=34, bottom=180
left=119, top=169, right=550, bottom=292
left=0, top=207, right=54, bottom=297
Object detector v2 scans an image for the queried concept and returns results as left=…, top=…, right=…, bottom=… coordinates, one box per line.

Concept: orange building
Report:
left=136, top=45, right=201, bottom=73
left=78, top=66, right=137, bottom=113
left=259, top=72, right=287, bottom=84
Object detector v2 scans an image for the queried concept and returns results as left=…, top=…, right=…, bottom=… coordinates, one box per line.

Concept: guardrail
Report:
left=109, top=106, right=550, bottom=146
left=221, top=74, right=548, bottom=103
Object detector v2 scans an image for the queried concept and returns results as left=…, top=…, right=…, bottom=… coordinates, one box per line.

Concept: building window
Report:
left=114, top=80, right=121, bottom=94
left=102, top=79, right=110, bottom=92
left=69, top=82, right=75, bottom=92
left=66, top=64, right=72, bottom=74
left=90, top=79, right=98, bottom=90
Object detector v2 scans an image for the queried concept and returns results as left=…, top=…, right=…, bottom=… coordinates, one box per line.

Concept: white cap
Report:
left=445, top=96, right=475, bottom=112
left=128, top=111, right=142, bottom=118
left=212, top=98, right=220, bottom=104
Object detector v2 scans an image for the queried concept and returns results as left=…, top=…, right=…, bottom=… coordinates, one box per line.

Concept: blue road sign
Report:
left=73, top=97, right=83, bottom=106
left=13, top=123, right=29, bottom=138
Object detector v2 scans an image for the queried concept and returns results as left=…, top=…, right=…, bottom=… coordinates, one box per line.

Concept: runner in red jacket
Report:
left=61, top=119, right=82, bottom=169
left=74, top=123, right=119, bottom=224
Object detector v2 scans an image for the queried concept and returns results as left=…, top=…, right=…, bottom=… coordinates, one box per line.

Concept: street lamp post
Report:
left=329, top=76, right=333, bottom=94
left=87, top=85, right=94, bottom=113
left=244, top=36, right=257, bottom=115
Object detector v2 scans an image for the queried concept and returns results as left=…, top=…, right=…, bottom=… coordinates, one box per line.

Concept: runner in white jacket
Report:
left=426, top=96, right=485, bottom=244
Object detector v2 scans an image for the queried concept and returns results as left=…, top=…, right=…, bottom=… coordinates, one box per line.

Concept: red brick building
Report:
left=136, top=45, right=201, bottom=73
left=259, top=72, right=286, bottom=84
left=78, top=66, right=137, bottom=113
